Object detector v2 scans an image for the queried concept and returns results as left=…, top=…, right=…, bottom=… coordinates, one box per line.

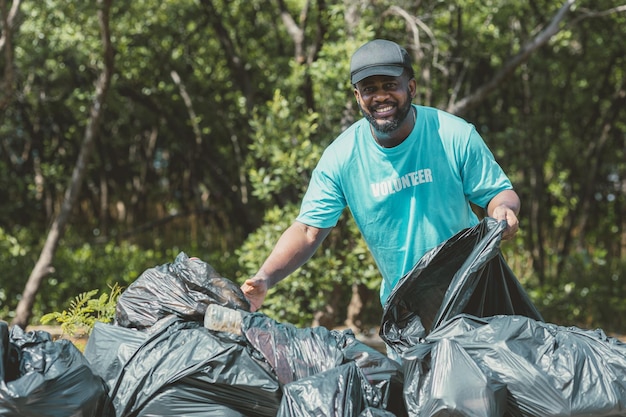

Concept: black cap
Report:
left=350, top=39, right=412, bottom=85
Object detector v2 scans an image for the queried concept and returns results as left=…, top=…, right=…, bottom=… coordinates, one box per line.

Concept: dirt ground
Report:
left=25, top=325, right=91, bottom=351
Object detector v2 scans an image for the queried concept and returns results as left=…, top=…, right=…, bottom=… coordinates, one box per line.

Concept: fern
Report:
left=89, top=282, right=123, bottom=323
left=40, top=283, right=124, bottom=337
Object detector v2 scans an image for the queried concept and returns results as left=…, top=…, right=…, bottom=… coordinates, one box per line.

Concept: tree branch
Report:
left=448, top=0, right=575, bottom=115
left=198, top=0, right=254, bottom=111
left=0, top=0, right=20, bottom=50
left=171, top=70, right=202, bottom=146
left=570, top=4, right=626, bottom=25
left=277, top=0, right=306, bottom=62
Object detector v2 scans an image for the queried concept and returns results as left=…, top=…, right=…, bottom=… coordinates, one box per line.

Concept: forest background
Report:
left=1, top=0, right=625, bottom=336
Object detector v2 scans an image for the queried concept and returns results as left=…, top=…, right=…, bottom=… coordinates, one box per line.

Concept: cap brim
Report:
left=351, top=65, right=405, bottom=85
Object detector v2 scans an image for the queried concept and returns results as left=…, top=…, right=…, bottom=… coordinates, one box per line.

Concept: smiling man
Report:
left=242, top=39, right=520, bottom=323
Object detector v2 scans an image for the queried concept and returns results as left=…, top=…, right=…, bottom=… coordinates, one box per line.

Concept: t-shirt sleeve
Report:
left=461, top=126, right=513, bottom=209
left=296, top=150, right=347, bottom=228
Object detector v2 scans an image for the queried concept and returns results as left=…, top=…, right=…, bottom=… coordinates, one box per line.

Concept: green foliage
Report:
left=534, top=250, right=626, bottom=335
left=40, top=283, right=123, bottom=336
left=0, top=228, right=28, bottom=258
left=2, top=0, right=626, bottom=332
left=0, top=228, right=36, bottom=321
left=247, top=89, right=321, bottom=202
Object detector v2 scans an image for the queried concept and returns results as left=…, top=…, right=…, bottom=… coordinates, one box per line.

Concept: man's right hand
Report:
left=241, top=276, right=268, bottom=312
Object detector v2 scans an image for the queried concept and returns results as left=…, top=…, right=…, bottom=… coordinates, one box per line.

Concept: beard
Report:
left=359, top=91, right=413, bottom=134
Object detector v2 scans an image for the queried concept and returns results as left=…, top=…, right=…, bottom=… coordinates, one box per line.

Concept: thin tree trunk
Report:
left=11, top=0, right=115, bottom=328
left=344, top=282, right=371, bottom=333
left=0, top=0, right=21, bottom=113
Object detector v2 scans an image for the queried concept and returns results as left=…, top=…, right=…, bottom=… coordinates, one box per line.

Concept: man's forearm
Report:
left=256, top=222, right=331, bottom=287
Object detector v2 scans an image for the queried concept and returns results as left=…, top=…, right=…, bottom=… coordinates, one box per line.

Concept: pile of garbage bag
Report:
left=380, top=218, right=626, bottom=417
left=399, top=314, right=626, bottom=416
left=3, top=218, right=626, bottom=416
left=84, top=251, right=405, bottom=417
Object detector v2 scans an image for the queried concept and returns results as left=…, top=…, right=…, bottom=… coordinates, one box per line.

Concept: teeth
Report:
left=376, top=105, right=394, bottom=113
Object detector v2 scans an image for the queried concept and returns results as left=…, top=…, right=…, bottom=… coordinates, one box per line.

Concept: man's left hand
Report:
left=491, top=205, right=519, bottom=240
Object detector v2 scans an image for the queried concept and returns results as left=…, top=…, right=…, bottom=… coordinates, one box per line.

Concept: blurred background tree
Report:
left=1, top=0, right=625, bottom=334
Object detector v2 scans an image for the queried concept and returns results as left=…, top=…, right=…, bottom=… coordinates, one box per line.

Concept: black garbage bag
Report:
left=276, top=362, right=367, bottom=417
left=115, top=252, right=250, bottom=329
left=380, top=218, right=543, bottom=354
left=243, top=314, right=345, bottom=386
left=95, top=252, right=408, bottom=416
left=402, top=327, right=508, bottom=417
left=0, top=321, right=110, bottom=417
left=84, top=316, right=282, bottom=417
left=359, top=408, right=399, bottom=417
left=0, top=321, right=16, bottom=384
left=243, top=314, right=405, bottom=416
left=379, top=218, right=626, bottom=416
left=405, top=314, right=626, bottom=416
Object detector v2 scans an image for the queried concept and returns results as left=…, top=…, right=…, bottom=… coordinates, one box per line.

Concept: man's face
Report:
left=354, top=74, right=416, bottom=135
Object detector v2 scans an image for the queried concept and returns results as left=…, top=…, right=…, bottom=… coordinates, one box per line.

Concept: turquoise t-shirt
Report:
left=296, top=105, right=513, bottom=305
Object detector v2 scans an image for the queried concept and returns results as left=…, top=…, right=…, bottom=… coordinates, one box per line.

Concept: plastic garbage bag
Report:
left=0, top=321, right=16, bottom=384
left=136, top=384, right=251, bottom=417
left=115, top=252, right=250, bottom=329
left=243, top=313, right=405, bottom=415
left=405, top=314, right=626, bottom=416
left=402, top=332, right=507, bottom=417
left=0, top=321, right=109, bottom=417
left=92, top=252, right=407, bottom=416
left=276, top=362, right=367, bottom=417
left=380, top=217, right=543, bottom=354
left=359, top=408, right=399, bottom=417
left=243, top=313, right=345, bottom=385
left=379, top=218, right=626, bottom=416
left=84, top=316, right=282, bottom=417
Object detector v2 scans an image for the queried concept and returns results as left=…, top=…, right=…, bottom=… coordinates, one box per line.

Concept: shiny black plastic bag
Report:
left=276, top=362, right=366, bottom=417
left=115, top=252, right=250, bottom=329
left=0, top=322, right=109, bottom=417
left=359, top=408, right=398, bottom=417
left=405, top=314, right=626, bottom=416
left=401, top=326, right=508, bottom=417
left=380, top=218, right=543, bottom=354
left=84, top=317, right=282, bottom=417
left=243, top=314, right=406, bottom=416
left=380, top=218, right=626, bottom=416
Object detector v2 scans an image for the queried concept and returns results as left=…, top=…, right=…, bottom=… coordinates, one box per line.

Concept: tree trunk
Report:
left=11, top=0, right=115, bottom=328
left=344, top=282, right=371, bottom=333
left=311, top=284, right=343, bottom=329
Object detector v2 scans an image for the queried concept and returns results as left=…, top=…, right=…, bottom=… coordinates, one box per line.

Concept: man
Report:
left=242, top=39, right=520, bottom=313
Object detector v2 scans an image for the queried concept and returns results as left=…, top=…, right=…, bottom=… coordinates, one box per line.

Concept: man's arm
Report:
left=487, top=189, right=521, bottom=240
left=241, top=221, right=332, bottom=311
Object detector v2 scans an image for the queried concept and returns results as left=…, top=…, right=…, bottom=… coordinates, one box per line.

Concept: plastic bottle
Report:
left=203, top=304, right=246, bottom=335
